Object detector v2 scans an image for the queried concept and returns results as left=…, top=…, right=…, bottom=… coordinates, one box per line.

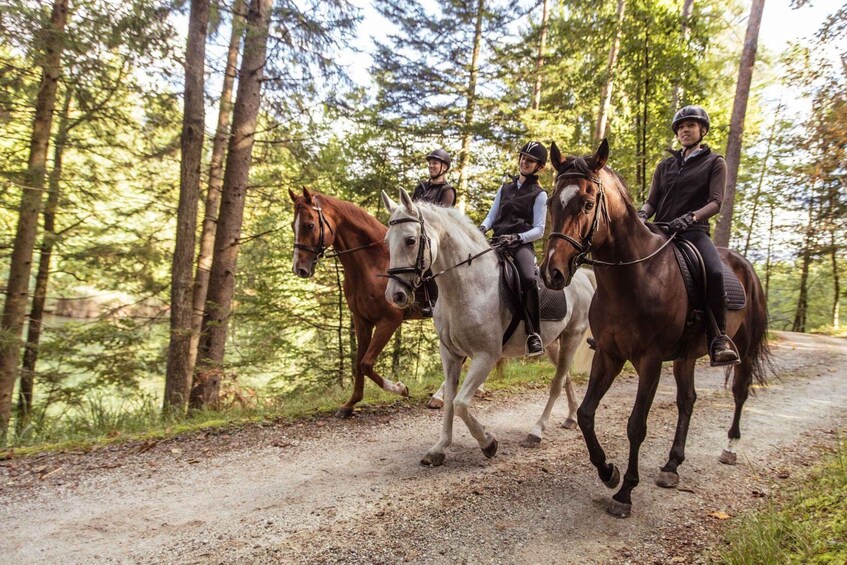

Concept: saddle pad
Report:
left=673, top=242, right=746, bottom=311
left=539, top=285, right=568, bottom=321
left=497, top=258, right=568, bottom=321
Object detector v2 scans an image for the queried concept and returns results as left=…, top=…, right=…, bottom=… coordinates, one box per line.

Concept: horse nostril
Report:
left=393, top=292, right=406, bottom=305
left=297, top=268, right=310, bottom=278
left=551, top=268, right=565, bottom=288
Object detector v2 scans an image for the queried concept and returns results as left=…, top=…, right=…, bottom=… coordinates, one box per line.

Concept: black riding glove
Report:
left=668, top=212, right=695, bottom=234
left=497, top=234, right=521, bottom=247
left=636, top=210, right=649, bottom=223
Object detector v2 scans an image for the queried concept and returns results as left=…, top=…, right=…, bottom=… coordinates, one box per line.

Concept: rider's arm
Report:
left=518, top=191, right=548, bottom=243
left=438, top=186, right=456, bottom=207
left=480, top=186, right=503, bottom=231
left=690, top=157, right=727, bottom=222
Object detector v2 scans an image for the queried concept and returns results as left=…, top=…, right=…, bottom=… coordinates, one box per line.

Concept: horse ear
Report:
left=381, top=190, right=397, bottom=213
left=288, top=188, right=299, bottom=203
left=593, top=138, right=610, bottom=171
left=302, top=187, right=313, bottom=204
left=399, top=187, right=415, bottom=212
left=550, top=141, right=565, bottom=172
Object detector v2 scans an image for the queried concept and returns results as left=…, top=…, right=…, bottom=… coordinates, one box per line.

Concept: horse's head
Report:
left=289, top=187, right=336, bottom=278
left=380, top=188, right=435, bottom=309
left=541, top=139, right=610, bottom=290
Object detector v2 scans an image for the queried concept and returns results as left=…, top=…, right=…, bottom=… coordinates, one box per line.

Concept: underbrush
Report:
left=5, top=356, right=588, bottom=456
left=714, top=434, right=847, bottom=564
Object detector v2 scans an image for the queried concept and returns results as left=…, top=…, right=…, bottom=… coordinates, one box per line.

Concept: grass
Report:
left=4, top=356, right=589, bottom=458
left=714, top=434, right=847, bottom=564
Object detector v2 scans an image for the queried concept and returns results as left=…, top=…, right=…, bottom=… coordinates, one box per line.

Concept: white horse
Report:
left=382, top=189, right=595, bottom=466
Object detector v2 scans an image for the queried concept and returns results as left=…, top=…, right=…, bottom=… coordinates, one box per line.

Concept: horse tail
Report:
left=727, top=262, right=774, bottom=388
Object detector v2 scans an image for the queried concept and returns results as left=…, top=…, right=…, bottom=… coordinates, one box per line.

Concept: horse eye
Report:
left=584, top=201, right=595, bottom=212
left=305, top=222, right=315, bottom=230
left=405, top=236, right=416, bottom=246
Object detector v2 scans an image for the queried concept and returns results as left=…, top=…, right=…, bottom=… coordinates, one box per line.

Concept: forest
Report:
left=0, top=0, right=844, bottom=446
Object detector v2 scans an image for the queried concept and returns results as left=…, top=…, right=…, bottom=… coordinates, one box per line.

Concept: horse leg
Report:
left=657, top=357, right=697, bottom=488
left=609, top=357, right=663, bottom=518
left=453, top=352, right=499, bottom=459
left=421, top=343, right=463, bottom=466
left=721, top=356, right=753, bottom=465
left=336, top=315, right=372, bottom=418
left=521, top=329, right=581, bottom=447
left=577, top=350, right=625, bottom=487
left=361, top=318, right=409, bottom=398
left=427, top=382, right=445, bottom=409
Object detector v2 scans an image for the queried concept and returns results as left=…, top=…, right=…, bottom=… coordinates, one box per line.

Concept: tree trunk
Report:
left=764, top=202, right=774, bottom=300
left=0, top=0, right=68, bottom=441
left=792, top=197, right=815, bottom=333
left=456, top=0, right=485, bottom=208
left=391, top=324, right=402, bottom=377
left=189, top=0, right=246, bottom=375
left=668, top=0, right=695, bottom=113
left=743, top=102, right=781, bottom=256
left=164, top=0, right=212, bottom=413
left=530, top=0, right=550, bottom=111
left=190, top=0, right=273, bottom=409
left=831, top=232, right=840, bottom=330
left=593, top=0, right=626, bottom=142
left=17, top=85, right=72, bottom=433
left=713, top=0, right=766, bottom=247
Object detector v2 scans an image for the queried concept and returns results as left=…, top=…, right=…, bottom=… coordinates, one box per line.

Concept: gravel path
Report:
left=1, top=331, right=846, bottom=564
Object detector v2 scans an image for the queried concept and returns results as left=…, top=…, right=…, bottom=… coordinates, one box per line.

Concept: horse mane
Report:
left=309, top=192, right=387, bottom=237
left=416, top=201, right=490, bottom=247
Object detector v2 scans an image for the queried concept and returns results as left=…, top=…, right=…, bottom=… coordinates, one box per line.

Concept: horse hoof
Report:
left=603, top=465, right=621, bottom=489
left=334, top=407, right=354, bottom=419
left=421, top=452, right=445, bottom=467
left=607, top=499, right=632, bottom=518
left=482, top=437, right=498, bottom=459
left=719, top=450, right=737, bottom=465
left=426, top=398, right=444, bottom=409
left=398, top=382, right=409, bottom=397
left=520, top=434, right=542, bottom=448
left=561, top=418, right=577, bottom=430
left=656, top=471, right=680, bottom=488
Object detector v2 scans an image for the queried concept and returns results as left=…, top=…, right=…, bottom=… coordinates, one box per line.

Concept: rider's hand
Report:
left=497, top=234, right=521, bottom=247
left=636, top=210, right=649, bottom=223
left=478, top=224, right=488, bottom=234
left=667, top=212, right=695, bottom=234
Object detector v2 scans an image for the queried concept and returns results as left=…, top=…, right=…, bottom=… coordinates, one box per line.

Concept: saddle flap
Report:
left=497, top=249, right=523, bottom=317
left=673, top=241, right=746, bottom=311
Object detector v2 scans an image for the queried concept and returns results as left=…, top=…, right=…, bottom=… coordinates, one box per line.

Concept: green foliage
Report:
left=715, top=435, right=847, bottom=564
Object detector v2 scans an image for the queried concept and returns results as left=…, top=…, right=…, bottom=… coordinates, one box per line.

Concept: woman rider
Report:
left=637, top=105, right=740, bottom=366
left=412, top=148, right=456, bottom=315
left=479, top=141, right=548, bottom=357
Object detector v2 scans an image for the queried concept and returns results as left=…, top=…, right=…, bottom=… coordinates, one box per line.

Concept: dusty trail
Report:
left=2, top=331, right=846, bottom=564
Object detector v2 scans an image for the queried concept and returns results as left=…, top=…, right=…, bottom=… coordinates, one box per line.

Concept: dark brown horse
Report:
left=540, top=140, right=770, bottom=518
left=289, top=188, right=421, bottom=417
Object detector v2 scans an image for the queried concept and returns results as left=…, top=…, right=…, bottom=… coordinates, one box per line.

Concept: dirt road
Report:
left=2, top=331, right=846, bottom=564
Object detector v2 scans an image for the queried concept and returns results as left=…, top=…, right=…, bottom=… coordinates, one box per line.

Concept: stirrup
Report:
left=526, top=333, right=544, bottom=357
left=709, top=335, right=740, bottom=367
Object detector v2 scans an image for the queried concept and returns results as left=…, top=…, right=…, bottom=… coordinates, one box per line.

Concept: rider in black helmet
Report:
left=637, top=105, right=740, bottom=366
left=412, top=148, right=456, bottom=316
left=479, top=141, right=548, bottom=356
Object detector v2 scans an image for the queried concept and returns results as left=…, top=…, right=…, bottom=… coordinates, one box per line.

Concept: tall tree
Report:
left=0, top=0, right=68, bottom=440
left=713, top=0, right=766, bottom=247
left=163, top=0, right=212, bottom=412
left=190, top=0, right=273, bottom=409
left=530, top=0, right=550, bottom=111
left=593, top=0, right=626, bottom=143
left=189, top=0, right=246, bottom=374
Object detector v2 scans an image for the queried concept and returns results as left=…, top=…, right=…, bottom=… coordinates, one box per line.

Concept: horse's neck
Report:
left=427, top=213, right=500, bottom=296
left=328, top=204, right=387, bottom=273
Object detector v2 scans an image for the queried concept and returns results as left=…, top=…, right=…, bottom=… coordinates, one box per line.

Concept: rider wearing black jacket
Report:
left=638, top=105, right=739, bottom=366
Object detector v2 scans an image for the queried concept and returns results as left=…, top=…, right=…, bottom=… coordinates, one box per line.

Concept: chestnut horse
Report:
left=540, top=140, right=770, bottom=518
left=290, top=188, right=417, bottom=417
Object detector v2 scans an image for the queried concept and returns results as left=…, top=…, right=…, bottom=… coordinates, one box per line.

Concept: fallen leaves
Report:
left=709, top=511, right=731, bottom=520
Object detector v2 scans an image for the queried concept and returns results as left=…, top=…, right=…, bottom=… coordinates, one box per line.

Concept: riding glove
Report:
left=668, top=212, right=695, bottom=234
left=497, top=234, right=522, bottom=247
left=636, top=210, right=649, bottom=223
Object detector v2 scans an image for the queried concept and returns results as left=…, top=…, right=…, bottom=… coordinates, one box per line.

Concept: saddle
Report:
left=497, top=248, right=568, bottom=346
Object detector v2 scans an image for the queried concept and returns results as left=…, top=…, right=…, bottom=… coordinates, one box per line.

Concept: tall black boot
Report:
left=523, top=284, right=543, bottom=356
left=709, top=295, right=739, bottom=366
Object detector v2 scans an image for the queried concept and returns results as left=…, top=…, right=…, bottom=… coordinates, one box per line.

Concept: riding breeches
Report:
left=677, top=229, right=727, bottom=334
left=510, top=243, right=540, bottom=334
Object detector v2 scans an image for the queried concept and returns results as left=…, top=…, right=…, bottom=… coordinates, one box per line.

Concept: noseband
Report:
left=293, top=197, right=335, bottom=260
left=548, top=159, right=607, bottom=269
left=384, top=214, right=431, bottom=292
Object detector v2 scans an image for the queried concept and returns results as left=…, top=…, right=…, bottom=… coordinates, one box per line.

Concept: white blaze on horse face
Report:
left=292, top=214, right=301, bottom=273
left=558, top=184, right=580, bottom=210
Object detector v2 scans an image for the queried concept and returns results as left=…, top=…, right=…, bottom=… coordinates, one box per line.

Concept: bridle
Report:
left=548, top=158, right=608, bottom=270
left=293, top=197, right=380, bottom=261
left=547, top=158, right=676, bottom=271
left=383, top=214, right=431, bottom=292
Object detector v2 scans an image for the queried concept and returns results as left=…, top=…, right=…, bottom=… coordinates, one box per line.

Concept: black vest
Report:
left=492, top=177, right=544, bottom=237
left=412, top=181, right=455, bottom=207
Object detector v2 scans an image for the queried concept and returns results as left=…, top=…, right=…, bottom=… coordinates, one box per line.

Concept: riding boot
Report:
left=709, top=295, right=740, bottom=366
left=523, top=283, right=543, bottom=356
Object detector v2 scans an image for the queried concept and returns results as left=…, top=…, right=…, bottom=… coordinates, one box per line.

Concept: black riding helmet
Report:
left=671, top=105, right=710, bottom=133
left=519, top=141, right=548, bottom=166
left=426, top=148, right=452, bottom=170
